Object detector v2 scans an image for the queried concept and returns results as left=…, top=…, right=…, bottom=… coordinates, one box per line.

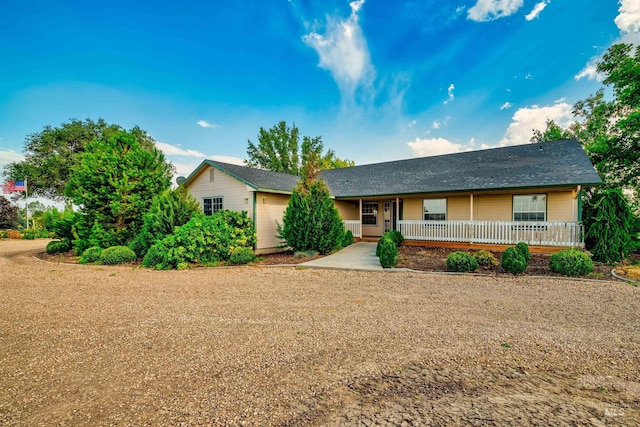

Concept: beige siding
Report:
left=474, top=194, right=512, bottom=221
left=547, top=191, right=575, bottom=221
left=187, top=165, right=254, bottom=217
left=335, top=200, right=359, bottom=220
left=402, top=198, right=422, bottom=220
left=255, top=192, right=290, bottom=253
left=447, top=196, right=470, bottom=220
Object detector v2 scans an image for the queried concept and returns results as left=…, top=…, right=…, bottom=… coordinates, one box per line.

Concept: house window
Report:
left=203, top=196, right=223, bottom=216
left=513, top=194, right=546, bottom=221
left=423, top=198, right=446, bottom=221
left=362, top=201, right=378, bottom=226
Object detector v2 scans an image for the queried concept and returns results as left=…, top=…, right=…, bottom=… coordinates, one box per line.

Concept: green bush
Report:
left=501, top=247, right=527, bottom=274
left=549, top=248, right=594, bottom=276
left=21, top=229, right=37, bottom=240
left=376, top=231, right=402, bottom=256
left=229, top=247, right=256, bottom=265
left=130, top=186, right=200, bottom=259
left=474, top=250, right=498, bottom=267
left=342, top=230, right=354, bottom=247
left=144, top=211, right=256, bottom=270
left=80, top=246, right=103, bottom=264
left=515, top=241, right=530, bottom=262
left=378, top=237, right=398, bottom=268
left=0, top=231, right=7, bottom=238
left=583, top=188, right=633, bottom=264
left=278, top=179, right=345, bottom=254
left=46, top=240, right=71, bottom=254
left=446, top=251, right=478, bottom=272
left=388, top=230, right=405, bottom=246
left=100, top=245, right=137, bottom=265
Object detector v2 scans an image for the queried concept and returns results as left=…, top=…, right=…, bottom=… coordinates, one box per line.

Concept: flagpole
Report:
left=25, top=177, right=28, bottom=229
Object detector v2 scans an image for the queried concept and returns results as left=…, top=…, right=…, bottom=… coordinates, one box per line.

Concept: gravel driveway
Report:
left=1, top=240, right=639, bottom=426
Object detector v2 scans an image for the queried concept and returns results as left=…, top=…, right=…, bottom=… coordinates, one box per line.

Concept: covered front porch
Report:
left=338, top=188, right=585, bottom=249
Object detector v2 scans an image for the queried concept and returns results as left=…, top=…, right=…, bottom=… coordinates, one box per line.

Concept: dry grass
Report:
left=1, top=240, right=639, bottom=426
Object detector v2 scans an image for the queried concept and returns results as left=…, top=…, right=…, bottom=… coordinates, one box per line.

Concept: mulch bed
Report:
left=35, top=245, right=637, bottom=281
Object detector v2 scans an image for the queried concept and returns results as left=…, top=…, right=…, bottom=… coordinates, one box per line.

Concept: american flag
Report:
left=2, top=180, right=26, bottom=193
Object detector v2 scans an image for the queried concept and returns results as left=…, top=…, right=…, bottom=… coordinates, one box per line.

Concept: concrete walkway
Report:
left=299, top=242, right=382, bottom=271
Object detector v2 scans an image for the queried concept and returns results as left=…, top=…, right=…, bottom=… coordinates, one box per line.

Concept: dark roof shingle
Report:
left=319, top=139, right=602, bottom=197
left=189, top=139, right=601, bottom=197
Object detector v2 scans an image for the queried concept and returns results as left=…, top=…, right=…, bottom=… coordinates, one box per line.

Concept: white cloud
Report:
left=615, top=0, right=640, bottom=33
left=499, top=101, right=512, bottom=110
left=432, top=120, right=440, bottom=129
left=499, top=101, right=574, bottom=147
left=155, top=141, right=207, bottom=158
left=524, top=72, right=533, bottom=80
left=0, top=149, right=24, bottom=173
left=467, top=0, right=524, bottom=22
left=576, top=1, right=640, bottom=81
left=407, top=137, right=464, bottom=157
left=456, top=6, right=466, bottom=13
left=302, top=0, right=374, bottom=102
left=197, top=120, right=219, bottom=129
left=443, top=83, right=455, bottom=104
left=525, top=1, right=548, bottom=21
left=575, top=58, right=602, bottom=81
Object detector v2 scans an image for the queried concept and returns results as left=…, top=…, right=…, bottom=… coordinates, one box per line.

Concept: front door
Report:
left=383, top=201, right=396, bottom=233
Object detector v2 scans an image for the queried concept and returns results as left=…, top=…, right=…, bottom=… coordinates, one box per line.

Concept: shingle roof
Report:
left=188, top=139, right=601, bottom=197
left=198, top=160, right=300, bottom=193
left=319, top=139, right=602, bottom=198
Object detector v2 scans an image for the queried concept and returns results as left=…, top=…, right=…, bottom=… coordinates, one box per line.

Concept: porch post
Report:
left=395, top=196, right=399, bottom=231
left=469, top=193, right=474, bottom=220
left=359, top=199, right=362, bottom=236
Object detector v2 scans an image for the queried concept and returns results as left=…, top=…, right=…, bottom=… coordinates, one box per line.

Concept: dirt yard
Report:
left=1, top=240, right=639, bottom=426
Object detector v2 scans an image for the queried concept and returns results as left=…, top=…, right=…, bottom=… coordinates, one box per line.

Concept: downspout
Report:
left=576, top=185, right=582, bottom=221
left=252, top=192, right=257, bottom=251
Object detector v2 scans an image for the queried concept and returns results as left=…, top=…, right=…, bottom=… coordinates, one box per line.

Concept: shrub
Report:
left=446, top=251, right=478, bottom=272
left=99, top=245, right=137, bottom=265
left=278, top=179, right=345, bottom=254
left=80, top=246, right=103, bottom=264
left=501, top=247, right=527, bottom=274
left=46, top=240, right=71, bottom=254
left=549, top=248, right=594, bottom=276
left=583, top=188, right=633, bottom=264
left=0, top=231, right=7, bottom=238
left=130, top=186, right=200, bottom=259
left=378, top=237, right=398, bottom=268
left=474, top=250, right=498, bottom=267
left=7, top=230, right=22, bottom=239
left=388, top=230, right=405, bottom=246
left=21, top=229, right=37, bottom=240
left=342, top=230, right=354, bottom=247
left=229, top=247, right=256, bottom=265
left=144, top=211, right=256, bottom=270
left=515, top=242, right=530, bottom=262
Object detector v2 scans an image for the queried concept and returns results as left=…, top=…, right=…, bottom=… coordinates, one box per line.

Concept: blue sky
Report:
left=1, top=0, right=639, bottom=180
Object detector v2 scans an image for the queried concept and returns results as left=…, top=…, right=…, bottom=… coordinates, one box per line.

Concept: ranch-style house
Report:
left=183, top=139, right=602, bottom=254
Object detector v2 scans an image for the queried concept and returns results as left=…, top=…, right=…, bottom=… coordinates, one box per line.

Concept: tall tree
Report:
left=65, top=130, right=173, bottom=252
left=530, top=119, right=574, bottom=143
left=245, top=121, right=354, bottom=175
left=0, top=196, right=19, bottom=229
left=4, top=118, right=156, bottom=200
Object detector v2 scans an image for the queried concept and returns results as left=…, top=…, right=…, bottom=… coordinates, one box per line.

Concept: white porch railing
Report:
left=344, top=220, right=362, bottom=238
left=396, top=220, right=584, bottom=247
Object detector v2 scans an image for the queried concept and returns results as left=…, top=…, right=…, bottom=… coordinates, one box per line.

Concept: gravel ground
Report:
left=1, top=239, right=639, bottom=426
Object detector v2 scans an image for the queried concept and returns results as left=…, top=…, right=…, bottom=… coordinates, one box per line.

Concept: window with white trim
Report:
left=362, top=201, right=378, bottom=226
left=203, top=196, right=223, bottom=216
left=423, top=198, right=446, bottom=221
left=513, top=194, right=546, bottom=221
